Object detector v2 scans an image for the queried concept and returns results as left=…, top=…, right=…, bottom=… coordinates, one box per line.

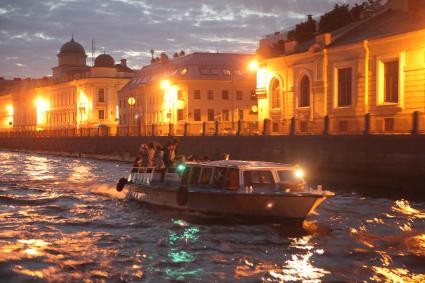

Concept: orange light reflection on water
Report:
left=0, top=231, right=120, bottom=281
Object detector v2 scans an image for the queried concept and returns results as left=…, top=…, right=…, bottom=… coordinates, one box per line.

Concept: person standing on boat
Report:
left=139, top=143, right=149, bottom=167
left=154, top=144, right=165, bottom=171
left=161, top=142, right=175, bottom=181
left=147, top=142, right=155, bottom=167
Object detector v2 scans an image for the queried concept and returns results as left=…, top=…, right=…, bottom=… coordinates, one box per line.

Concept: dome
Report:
left=59, top=37, right=85, bottom=54
left=94, top=54, right=115, bottom=67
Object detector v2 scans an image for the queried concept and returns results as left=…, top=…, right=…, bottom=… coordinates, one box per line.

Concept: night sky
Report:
left=0, top=0, right=363, bottom=78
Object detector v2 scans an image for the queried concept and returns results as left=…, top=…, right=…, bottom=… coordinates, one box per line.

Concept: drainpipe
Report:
left=363, top=40, right=370, bottom=114
left=323, top=49, right=329, bottom=117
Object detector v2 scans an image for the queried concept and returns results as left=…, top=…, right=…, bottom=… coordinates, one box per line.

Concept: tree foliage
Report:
left=287, top=15, right=317, bottom=43
left=318, top=3, right=366, bottom=33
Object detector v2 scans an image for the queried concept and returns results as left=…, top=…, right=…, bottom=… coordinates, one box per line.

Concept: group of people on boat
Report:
left=133, top=138, right=180, bottom=172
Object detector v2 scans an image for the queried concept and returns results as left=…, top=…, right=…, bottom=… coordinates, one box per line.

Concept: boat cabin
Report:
left=180, top=160, right=306, bottom=192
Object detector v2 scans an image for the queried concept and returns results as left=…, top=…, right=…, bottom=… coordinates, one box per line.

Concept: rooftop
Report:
left=122, top=52, right=255, bottom=91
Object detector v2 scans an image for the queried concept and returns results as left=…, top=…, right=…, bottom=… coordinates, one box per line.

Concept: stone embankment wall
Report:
left=1, top=135, right=424, bottom=192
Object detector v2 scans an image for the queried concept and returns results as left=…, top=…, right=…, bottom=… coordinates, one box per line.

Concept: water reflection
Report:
left=0, top=151, right=424, bottom=282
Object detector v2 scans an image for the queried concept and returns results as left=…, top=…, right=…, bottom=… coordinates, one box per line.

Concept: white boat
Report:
left=116, top=160, right=334, bottom=222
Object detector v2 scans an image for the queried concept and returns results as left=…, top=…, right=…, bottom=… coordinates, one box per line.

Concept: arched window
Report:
left=299, top=76, right=310, bottom=107
left=270, top=78, right=281, bottom=109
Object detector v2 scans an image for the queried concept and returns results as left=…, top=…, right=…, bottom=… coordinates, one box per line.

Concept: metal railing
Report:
left=1, top=112, right=424, bottom=137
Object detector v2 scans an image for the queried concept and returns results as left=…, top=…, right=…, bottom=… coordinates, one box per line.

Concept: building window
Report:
left=177, top=109, right=184, bottom=121
left=177, top=90, right=184, bottom=100
left=337, top=68, right=352, bottom=107
left=384, top=60, right=399, bottom=103
left=98, top=89, right=105, bottom=103
left=299, top=76, right=310, bottom=107
left=194, top=109, right=201, bottom=121
left=207, top=109, right=214, bottom=121
left=207, top=90, right=214, bottom=100
left=250, top=90, right=257, bottom=101
left=98, top=110, right=105, bottom=120
left=238, top=109, right=244, bottom=121
left=222, top=90, right=229, bottom=100
left=194, top=90, right=201, bottom=99
left=236, top=91, right=243, bottom=100
left=222, top=110, right=229, bottom=121
left=270, top=78, right=281, bottom=109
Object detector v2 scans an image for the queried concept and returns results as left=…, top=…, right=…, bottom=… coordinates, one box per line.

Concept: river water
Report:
left=0, top=151, right=424, bottom=282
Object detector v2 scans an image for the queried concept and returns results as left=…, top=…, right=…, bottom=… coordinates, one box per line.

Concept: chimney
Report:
left=315, top=33, right=332, bottom=47
left=120, top=59, right=127, bottom=67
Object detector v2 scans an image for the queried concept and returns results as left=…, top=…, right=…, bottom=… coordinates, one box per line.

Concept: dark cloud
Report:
left=0, top=0, right=363, bottom=78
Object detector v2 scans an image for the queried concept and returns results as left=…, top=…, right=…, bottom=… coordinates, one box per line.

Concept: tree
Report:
left=287, top=15, right=317, bottom=43
left=318, top=3, right=368, bottom=34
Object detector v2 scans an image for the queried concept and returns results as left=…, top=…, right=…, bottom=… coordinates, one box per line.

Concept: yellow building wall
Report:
left=258, top=29, right=425, bottom=134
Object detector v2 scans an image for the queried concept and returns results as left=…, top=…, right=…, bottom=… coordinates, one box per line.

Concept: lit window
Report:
left=223, top=69, right=231, bottom=76
left=177, top=90, right=184, bottom=100
left=337, top=68, right=352, bottom=107
left=207, top=109, right=214, bottom=121
left=299, top=76, right=310, bottom=107
left=384, top=60, right=399, bottom=103
left=177, top=109, right=184, bottom=121
left=270, top=78, right=281, bottom=109
left=222, top=110, right=229, bottom=121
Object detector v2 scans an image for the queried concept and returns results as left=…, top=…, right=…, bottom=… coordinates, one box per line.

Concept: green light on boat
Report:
left=177, top=164, right=186, bottom=171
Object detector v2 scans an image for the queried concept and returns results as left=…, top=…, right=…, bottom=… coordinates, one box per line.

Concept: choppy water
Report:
left=0, top=151, right=424, bottom=282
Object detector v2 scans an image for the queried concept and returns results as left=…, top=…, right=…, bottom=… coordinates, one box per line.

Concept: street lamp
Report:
left=5, top=105, right=13, bottom=128
left=128, top=97, right=136, bottom=135
left=248, top=60, right=258, bottom=72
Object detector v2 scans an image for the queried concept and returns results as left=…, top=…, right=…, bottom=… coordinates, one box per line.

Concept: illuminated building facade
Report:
left=35, top=38, right=134, bottom=129
left=256, top=0, right=425, bottom=135
left=118, top=53, right=257, bottom=135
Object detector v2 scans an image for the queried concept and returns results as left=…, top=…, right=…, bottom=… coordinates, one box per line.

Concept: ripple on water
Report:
left=0, top=151, right=424, bottom=282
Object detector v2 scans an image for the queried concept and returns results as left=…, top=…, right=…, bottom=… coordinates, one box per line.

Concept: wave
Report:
left=0, top=195, right=73, bottom=206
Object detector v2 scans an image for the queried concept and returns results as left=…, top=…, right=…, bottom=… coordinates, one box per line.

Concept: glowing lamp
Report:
left=6, top=105, right=13, bottom=114
left=128, top=97, right=136, bottom=106
left=248, top=60, right=258, bottom=71
left=177, top=163, right=186, bottom=172
left=295, top=169, right=304, bottom=178
left=160, top=80, right=171, bottom=90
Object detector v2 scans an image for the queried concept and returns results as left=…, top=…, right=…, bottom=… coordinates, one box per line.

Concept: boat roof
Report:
left=186, top=160, right=298, bottom=170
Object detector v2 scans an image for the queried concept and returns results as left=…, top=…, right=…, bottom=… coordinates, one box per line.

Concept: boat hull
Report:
left=126, top=184, right=329, bottom=220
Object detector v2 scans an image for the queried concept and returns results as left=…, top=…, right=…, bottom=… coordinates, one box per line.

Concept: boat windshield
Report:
left=277, top=170, right=299, bottom=183
left=243, top=170, right=275, bottom=187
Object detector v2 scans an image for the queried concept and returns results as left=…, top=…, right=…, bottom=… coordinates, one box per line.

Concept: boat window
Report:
left=190, top=166, right=201, bottom=185
left=226, top=168, right=239, bottom=190
left=212, top=167, right=228, bottom=188
left=277, top=170, right=298, bottom=183
left=243, top=170, right=274, bottom=187
left=181, top=167, right=190, bottom=185
left=200, top=167, right=213, bottom=185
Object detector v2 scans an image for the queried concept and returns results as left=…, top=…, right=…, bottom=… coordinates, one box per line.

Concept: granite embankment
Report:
left=1, top=135, right=424, bottom=195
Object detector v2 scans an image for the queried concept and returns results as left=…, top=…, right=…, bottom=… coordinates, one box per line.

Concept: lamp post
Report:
left=127, top=97, right=136, bottom=135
